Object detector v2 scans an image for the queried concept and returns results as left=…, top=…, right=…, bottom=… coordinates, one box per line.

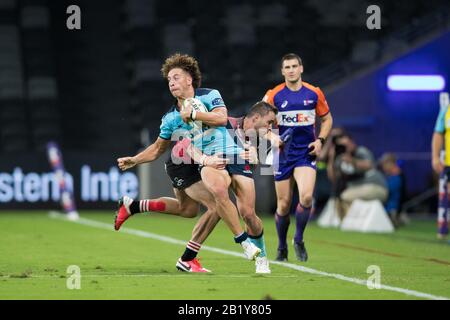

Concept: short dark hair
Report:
left=281, top=53, right=303, bottom=67
left=161, top=53, right=202, bottom=88
left=247, top=101, right=278, bottom=117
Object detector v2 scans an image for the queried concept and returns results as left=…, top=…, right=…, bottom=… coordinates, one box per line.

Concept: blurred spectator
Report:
left=378, top=153, right=408, bottom=227
left=320, top=127, right=346, bottom=195
left=325, top=131, right=388, bottom=219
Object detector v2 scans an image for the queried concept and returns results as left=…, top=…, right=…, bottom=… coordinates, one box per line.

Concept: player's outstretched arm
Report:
left=117, top=137, right=171, bottom=171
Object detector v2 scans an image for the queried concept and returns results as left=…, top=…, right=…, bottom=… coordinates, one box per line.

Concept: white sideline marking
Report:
left=2, top=274, right=298, bottom=279
left=49, top=211, right=449, bottom=300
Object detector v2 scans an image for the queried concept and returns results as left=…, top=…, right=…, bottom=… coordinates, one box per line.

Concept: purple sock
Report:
left=294, top=204, right=311, bottom=244
left=275, top=212, right=290, bottom=250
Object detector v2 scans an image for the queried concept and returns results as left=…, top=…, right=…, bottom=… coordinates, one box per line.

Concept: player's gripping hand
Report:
left=308, top=139, right=322, bottom=156
left=240, top=145, right=259, bottom=164
left=204, top=154, right=229, bottom=170
left=180, top=102, right=193, bottom=123
left=264, top=131, right=283, bottom=148
left=117, top=157, right=137, bottom=171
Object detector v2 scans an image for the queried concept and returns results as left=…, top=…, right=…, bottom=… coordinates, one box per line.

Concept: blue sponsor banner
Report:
left=0, top=150, right=139, bottom=210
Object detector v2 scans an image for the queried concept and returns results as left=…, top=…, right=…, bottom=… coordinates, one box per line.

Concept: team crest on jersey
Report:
left=281, top=100, right=288, bottom=108
left=243, top=164, right=252, bottom=174
left=212, top=98, right=224, bottom=106
left=303, top=99, right=315, bottom=106
left=174, top=177, right=184, bottom=187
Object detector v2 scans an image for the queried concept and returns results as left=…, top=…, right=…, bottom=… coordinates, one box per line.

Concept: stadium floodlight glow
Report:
left=387, top=75, right=446, bottom=91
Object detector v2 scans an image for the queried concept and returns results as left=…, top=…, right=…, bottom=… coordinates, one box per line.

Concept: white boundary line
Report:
left=48, top=211, right=449, bottom=300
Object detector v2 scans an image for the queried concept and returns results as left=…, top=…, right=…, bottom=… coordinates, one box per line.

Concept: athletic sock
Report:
left=234, top=231, right=249, bottom=243
left=275, top=212, right=290, bottom=250
left=181, top=240, right=201, bottom=261
left=437, top=173, right=449, bottom=236
left=294, top=204, right=311, bottom=244
left=249, top=230, right=267, bottom=257
left=129, top=199, right=166, bottom=215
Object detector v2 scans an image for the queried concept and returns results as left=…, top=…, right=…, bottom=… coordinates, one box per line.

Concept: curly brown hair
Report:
left=160, top=53, right=202, bottom=88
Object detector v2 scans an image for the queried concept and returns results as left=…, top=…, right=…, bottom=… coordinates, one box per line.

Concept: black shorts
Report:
left=165, top=160, right=202, bottom=190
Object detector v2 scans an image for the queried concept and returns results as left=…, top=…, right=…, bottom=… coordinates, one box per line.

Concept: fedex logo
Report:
left=278, top=110, right=315, bottom=126
left=282, top=113, right=310, bottom=123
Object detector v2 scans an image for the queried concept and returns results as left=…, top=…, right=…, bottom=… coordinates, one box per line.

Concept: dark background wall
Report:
left=327, top=31, right=450, bottom=195
left=0, top=0, right=449, bottom=211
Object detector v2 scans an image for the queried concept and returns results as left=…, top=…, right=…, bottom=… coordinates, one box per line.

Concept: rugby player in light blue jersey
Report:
left=116, top=54, right=261, bottom=272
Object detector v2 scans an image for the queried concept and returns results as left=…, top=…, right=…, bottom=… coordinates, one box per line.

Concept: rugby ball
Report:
left=182, top=97, right=208, bottom=130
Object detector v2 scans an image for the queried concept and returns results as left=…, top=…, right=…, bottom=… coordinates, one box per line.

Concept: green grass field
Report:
left=0, top=211, right=449, bottom=300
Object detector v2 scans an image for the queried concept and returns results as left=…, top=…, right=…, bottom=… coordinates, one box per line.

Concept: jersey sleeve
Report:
left=159, top=114, right=173, bottom=140
left=203, top=89, right=226, bottom=111
left=263, top=89, right=274, bottom=105
left=434, top=107, right=447, bottom=133
left=315, top=87, right=330, bottom=117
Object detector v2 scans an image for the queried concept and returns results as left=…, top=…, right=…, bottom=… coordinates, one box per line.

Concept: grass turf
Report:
left=0, top=211, right=449, bottom=300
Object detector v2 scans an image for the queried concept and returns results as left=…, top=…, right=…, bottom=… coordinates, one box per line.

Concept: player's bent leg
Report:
left=114, top=191, right=200, bottom=231
left=274, top=178, right=294, bottom=261
left=200, top=167, right=261, bottom=260
left=176, top=181, right=220, bottom=272
left=292, top=167, right=316, bottom=262
left=231, top=174, right=270, bottom=273
left=200, top=167, right=242, bottom=236
left=172, top=188, right=201, bottom=218
left=175, top=211, right=219, bottom=273
left=231, top=175, right=263, bottom=236
left=185, top=181, right=221, bottom=244
left=275, top=178, right=294, bottom=215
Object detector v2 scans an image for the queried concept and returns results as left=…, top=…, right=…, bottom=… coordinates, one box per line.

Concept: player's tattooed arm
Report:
left=117, top=137, right=171, bottom=170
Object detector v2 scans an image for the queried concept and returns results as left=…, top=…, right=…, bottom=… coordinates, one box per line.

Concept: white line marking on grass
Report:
left=49, top=211, right=449, bottom=300
left=2, top=274, right=298, bottom=279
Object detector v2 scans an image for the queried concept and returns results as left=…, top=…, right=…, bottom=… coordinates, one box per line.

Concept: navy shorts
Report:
left=199, top=154, right=254, bottom=178
left=274, top=150, right=316, bottom=181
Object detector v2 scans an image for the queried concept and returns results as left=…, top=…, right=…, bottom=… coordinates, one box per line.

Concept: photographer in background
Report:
left=378, top=153, right=408, bottom=228
left=324, top=130, right=388, bottom=219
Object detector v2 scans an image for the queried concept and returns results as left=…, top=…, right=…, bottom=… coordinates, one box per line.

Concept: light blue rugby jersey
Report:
left=159, top=88, right=243, bottom=156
